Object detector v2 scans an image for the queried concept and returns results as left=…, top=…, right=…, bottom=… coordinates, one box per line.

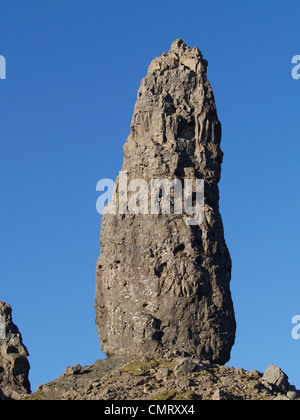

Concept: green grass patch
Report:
left=122, top=358, right=159, bottom=376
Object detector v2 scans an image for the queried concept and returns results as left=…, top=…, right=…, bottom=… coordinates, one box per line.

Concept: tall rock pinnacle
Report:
left=95, top=40, right=236, bottom=364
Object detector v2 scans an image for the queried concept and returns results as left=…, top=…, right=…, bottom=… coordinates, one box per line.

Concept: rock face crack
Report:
left=95, top=39, right=236, bottom=364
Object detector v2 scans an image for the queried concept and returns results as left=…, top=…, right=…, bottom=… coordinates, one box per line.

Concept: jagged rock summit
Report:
left=0, top=302, right=30, bottom=399
left=95, top=39, right=236, bottom=364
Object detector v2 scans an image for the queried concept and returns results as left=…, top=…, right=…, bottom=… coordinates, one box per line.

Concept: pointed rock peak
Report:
left=170, top=38, right=187, bottom=51
left=148, top=39, right=205, bottom=75
left=170, top=39, right=203, bottom=59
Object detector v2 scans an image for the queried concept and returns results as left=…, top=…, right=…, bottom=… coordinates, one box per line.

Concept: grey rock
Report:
left=212, top=388, right=228, bottom=401
left=173, top=358, right=196, bottom=377
left=65, top=364, right=82, bottom=375
left=261, top=380, right=274, bottom=392
left=262, top=365, right=290, bottom=393
left=235, top=367, right=246, bottom=375
left=0, top=302, right=30, bottom=399
left=287, top=390, right=298, bottom=400
left=156, top=367, right=169, bottom=378
left=95, top=39, right=236, bottom=364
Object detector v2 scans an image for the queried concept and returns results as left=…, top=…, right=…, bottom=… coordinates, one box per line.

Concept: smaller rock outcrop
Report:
left=0, top=302, right=31, bottom=399
left=262, top=365, right=290, bottom=394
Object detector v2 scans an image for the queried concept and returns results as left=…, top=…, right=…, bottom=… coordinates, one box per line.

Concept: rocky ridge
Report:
left=27, top=353, right=299, bottom=400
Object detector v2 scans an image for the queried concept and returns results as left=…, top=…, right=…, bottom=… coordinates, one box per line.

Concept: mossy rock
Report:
left=173, top=391, right=197, bottom=400
left=122, top=358, right=159, bottom=376
left=149, top=390, right=177, bottom=400
left=22, top=392, right=44, bottom=400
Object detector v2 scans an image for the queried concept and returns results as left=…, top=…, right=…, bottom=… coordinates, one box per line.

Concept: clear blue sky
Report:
left=0, top=0, right=299, bottom=392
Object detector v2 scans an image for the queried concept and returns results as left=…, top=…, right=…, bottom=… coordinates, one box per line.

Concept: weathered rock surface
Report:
left=28, top=353, right=300, bottom=400
left=95, top=39, right=236, bottom=364
left=0, top=302, right=30, bottom=399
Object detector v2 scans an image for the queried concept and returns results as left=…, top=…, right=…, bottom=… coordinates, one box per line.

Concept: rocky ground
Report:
left=25, top=352, right=299, bottom=400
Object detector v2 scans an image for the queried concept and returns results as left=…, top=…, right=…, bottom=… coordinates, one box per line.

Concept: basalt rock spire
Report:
left=95, top=39, right=236, bottom=364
